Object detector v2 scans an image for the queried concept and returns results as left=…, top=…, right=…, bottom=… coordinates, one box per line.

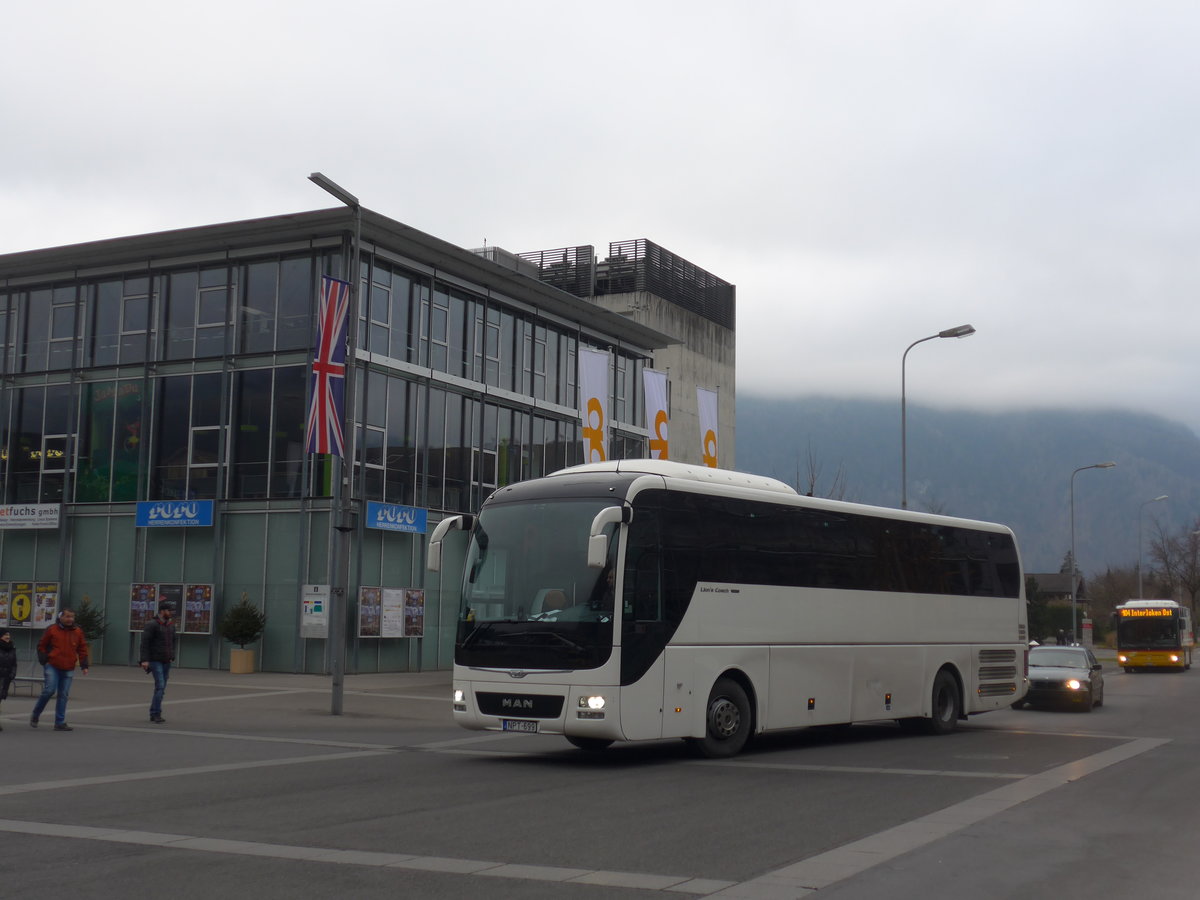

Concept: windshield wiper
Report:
left=460, top=619, right=521, bottom=648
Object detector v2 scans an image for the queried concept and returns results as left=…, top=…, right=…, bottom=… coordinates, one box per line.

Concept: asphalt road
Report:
left=1, top=655, right=1195, bottom=899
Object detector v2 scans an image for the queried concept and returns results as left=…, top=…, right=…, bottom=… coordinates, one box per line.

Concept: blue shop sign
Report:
left=365, top=501, right=427, bottom=534
left=136, top=500, right=214, bottom=528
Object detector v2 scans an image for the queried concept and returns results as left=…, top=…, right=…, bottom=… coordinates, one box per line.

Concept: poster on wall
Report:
left=9, top=582, right=34, bottom=628
left=358, top=586, right=382, bottom=638
left=301, top=584, right=329, bottom=639
left=0, top=584, right=9, bottom=626
left=183, top=584, right=213, bottom=635
left=34, top=583, right=59, bottom=626
left=380, top=588, right=405, bottom=637
left=403, top=589, right=425, bottom=638
left=129, top=583, right=157, bottom=631
left=157, top=583, right=183, bottom=615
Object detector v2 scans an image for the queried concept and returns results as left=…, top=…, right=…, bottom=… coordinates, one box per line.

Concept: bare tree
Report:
left=794, top=443, right=849, bottom=500
left=1149, top=517, right=1200, bottom=622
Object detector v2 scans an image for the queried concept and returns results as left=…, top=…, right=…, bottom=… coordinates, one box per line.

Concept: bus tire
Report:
left=566, top=736, right=614, bottom=752
left=924, top=669, right=961, bottom=735
left=692, top=678, right=752, bottom=758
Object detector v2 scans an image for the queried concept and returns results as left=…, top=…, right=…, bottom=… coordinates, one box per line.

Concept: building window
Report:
left=231, top=369, right=272, bottom=498
left=120, top=276, right=153, bottom=365
left=80, top=379, right=142, bottom=502
left=240, top=261, right=278, bottom=354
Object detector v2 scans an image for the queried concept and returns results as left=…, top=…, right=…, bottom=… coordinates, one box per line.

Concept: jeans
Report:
left=32, top=665, right=76, bottom=726
left=148, top=660, right=171, bottom=718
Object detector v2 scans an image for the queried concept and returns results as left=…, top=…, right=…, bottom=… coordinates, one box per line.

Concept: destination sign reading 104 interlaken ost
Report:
left=1119, top=608, right=1173, bottom=617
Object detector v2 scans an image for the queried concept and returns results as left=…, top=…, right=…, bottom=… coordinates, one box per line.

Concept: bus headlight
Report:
left=577, top=695, right=606, bottom=719
left=1117, top=654, right=1127, bottom=663
left=453, top=689, right=467, bottom=711
left=1066, top=679, right=1082, bottom=690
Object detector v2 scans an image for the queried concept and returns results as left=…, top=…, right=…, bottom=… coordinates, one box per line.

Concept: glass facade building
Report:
left=0, top=209, right=671, bottom=672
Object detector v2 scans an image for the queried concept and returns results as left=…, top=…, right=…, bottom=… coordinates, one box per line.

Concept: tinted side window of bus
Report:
left=643, top=490, right=1019, bottom=599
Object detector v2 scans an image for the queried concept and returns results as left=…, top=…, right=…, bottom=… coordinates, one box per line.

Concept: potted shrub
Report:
left=218, top=592, right=267, bottom=674
left=74, top=596, right=107, bottom=654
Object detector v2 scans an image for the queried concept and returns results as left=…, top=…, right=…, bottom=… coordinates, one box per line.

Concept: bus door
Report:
left=619, top=548, right=669, bottom=740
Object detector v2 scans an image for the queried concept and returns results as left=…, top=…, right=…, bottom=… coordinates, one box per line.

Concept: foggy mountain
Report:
left=734, top=395, right=1200, bottom=576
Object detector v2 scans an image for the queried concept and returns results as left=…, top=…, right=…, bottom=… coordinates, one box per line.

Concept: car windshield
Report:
left=1029, top=649, right=1089, bottom=669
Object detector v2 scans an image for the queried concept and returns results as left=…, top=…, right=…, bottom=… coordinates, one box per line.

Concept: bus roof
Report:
left=1116, top=599, right=1180, bottom=609
left=550, top=460, right=798, bottom=495
left=549, top=460, right=1013, bottom=535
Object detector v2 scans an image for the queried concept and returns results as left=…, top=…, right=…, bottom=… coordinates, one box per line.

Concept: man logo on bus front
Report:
left=502, top=698, right=534, bottom=709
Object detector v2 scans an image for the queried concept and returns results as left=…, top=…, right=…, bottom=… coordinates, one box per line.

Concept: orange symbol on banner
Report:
left=649, top=409, right=670, bottom=459
left=702, top=429, right=718, bottom=468
left=10, top=591, right=31, bottom=622
left=583, top=397, right=607, bottom=462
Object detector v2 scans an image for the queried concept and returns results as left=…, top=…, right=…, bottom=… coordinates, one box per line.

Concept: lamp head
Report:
left=938, top=324, right=976, bottom=339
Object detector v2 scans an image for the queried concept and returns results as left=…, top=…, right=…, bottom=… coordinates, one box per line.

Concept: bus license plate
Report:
left=502, top=719, right=539, bottom=733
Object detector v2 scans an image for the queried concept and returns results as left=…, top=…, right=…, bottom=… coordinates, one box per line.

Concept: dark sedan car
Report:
left=1013, top=646, right=1105, bottom=711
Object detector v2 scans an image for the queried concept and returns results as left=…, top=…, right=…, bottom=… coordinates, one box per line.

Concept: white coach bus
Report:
left=428, top=460, right=1027, bottom=757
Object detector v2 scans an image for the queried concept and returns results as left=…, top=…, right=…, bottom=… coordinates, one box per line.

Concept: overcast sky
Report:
left=4, top=2, right=1198, bottom=433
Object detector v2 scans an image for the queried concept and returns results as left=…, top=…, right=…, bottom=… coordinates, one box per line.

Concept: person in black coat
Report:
left=139, top=601, right=178, bottom=724
left=0, top=628, right=17, bottom=730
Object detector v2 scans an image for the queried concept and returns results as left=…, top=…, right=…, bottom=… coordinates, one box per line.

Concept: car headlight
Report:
left=1066, top=679, right=1082, bottom=690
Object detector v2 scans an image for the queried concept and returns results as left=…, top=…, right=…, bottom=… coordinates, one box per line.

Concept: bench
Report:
left=11, top=648, right=41, bottom=696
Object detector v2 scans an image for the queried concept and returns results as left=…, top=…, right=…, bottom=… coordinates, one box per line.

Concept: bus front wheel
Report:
left=692, top=678, right=752, bottom=758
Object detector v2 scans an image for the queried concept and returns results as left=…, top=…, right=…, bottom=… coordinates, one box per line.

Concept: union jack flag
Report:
left=305, top=275, right=351, bottom=456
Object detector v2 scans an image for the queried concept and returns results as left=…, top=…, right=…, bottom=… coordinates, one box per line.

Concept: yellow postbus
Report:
left=1115, top=599, right=1194, bottom=672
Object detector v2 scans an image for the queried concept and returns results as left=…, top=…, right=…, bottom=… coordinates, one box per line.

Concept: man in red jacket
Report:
left=31, top=608, right=90, bottom=731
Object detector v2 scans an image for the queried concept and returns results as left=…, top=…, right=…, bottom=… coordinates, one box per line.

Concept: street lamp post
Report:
left=1137, top=494, right=1169, bottom=598
left=900, top=324, right=975, bottom=509
left=1069, top=462, right=1116, bottom=644
left=308, top=172, right=362, bottom=716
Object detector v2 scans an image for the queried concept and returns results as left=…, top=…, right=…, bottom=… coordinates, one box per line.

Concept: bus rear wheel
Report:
left=691, top=678, right=751, bottom=758
left=922, top=669, right=961, bottom=735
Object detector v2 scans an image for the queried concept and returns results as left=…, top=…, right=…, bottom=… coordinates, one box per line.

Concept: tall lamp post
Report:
left=308, top=172, right=362, bottom=716
left=1069, top=461, right=1116, bottom=644
left=901, top=324, right=975, bottom=509
left=1137, top=494, right=1168, bottom=598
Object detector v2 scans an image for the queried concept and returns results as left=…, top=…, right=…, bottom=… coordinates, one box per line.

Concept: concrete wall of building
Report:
left=590, top=291, right=736, bottom=469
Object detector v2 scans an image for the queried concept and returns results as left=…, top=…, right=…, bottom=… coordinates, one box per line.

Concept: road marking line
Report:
left=693, top=760, right=1030, bottom=779
left=0, top=749, right=395, bottom=797
left=0, top=817, right=733, bottom=895
left=709, top=736, right=1170, bottom=898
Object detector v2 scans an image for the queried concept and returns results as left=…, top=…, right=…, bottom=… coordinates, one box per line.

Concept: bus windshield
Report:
left=1118, top=616, right=1180, bottom=649
left=456, top=498, right=617, bottom=670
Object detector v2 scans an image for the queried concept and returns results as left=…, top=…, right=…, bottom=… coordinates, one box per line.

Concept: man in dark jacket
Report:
left=0, top=628, right=17, bottom=729
left=140, top=600, right=177, bottom=724
left=31, top=609, right=90, bottom=731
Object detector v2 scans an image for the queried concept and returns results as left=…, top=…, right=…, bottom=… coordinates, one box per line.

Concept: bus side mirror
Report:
left=427, top=515, right=474, bottom=572
left=587, top=506, right=631, bottom=568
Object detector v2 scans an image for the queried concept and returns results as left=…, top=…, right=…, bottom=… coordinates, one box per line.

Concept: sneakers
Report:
left=53, top=723, right=73, bottom=732
left=30, top=715, right=38, bottom=728
left=150, top=716, right=166, bottom=724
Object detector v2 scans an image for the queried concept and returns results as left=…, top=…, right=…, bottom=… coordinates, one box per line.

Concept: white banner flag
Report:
left=697, top=387, right=719, bottom=468
left=642, top=368, right=670, bottom=459
left=579, top=348, right=611, bottom=463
